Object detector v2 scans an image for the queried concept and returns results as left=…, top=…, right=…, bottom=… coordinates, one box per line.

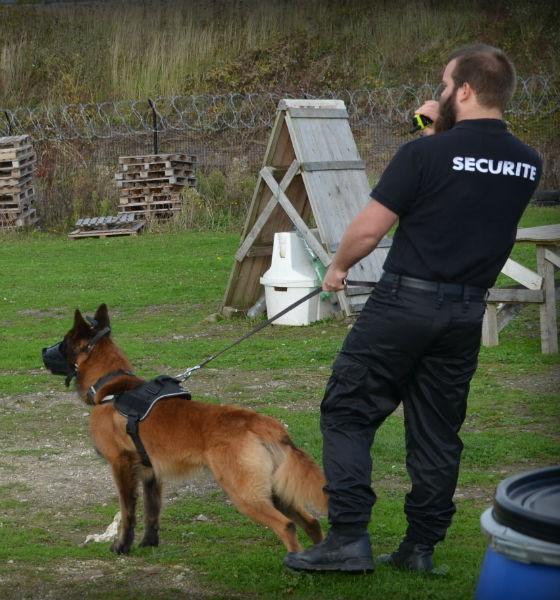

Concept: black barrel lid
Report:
left=492, top=465, right=560, bottom=545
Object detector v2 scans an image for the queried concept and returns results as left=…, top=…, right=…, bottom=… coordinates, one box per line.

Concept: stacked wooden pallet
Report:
left=0, top=135, right=38, bottom=229
left=68, top=214, right=145, bottom=240
left=116, top=153, right=197, bottom=218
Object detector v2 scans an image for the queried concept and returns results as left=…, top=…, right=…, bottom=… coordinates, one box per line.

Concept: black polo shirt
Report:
left=371, top=119, right=542, bottom=288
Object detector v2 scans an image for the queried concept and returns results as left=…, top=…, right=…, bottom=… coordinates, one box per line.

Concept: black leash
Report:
left=176, top=279, right=377, bottom=381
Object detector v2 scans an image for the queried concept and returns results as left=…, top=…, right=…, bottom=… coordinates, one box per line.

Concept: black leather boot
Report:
left=376, top=539, right=434, bottom=573
left=283, top=529, right=374, bottom=573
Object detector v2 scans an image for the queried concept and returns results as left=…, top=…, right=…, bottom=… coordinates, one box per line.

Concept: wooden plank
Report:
left=117, top=175, right=190, bottom=187
left=0, top=164, right=35, bottom=179
left=260, top=167, right=330, bottom=265
left=0, top=148, right=33, bottom=161
left=537, top=245, right=558, bottom=354
left=301, top=160, right=365, bottom=171
left=0, top=151, right=36, bottom=167
left=0, top=174, right=33, bottom=188
left=235, top=160, right=300, bottom=262
left=500, top=258, right=542, bottom=289
left=0, top=135, right=31, bottom=148
left=487, top=288, right=544, bottom=302
left=0, top=187, right=35, bottom=203
left=278, top=99, right=346, bottom=111
left=482, top=304, right=499, bottom=346
left=244, top=244, right=273, bottom=258
left=545, top=247, right=560, bottom=268
left=69, top=220, right=145, bottom=240
left=118, top=153, right=197, bottom=165
left=516, top=224, right=560, bottom=243
left=288, top=108, right=349, bottom=119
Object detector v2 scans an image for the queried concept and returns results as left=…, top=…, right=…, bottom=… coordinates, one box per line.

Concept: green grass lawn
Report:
left=0, top=204, right=558, bottom=599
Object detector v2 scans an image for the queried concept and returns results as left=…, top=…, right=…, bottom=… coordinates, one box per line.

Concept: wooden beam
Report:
left=538, top=245, right=558, bottom=354
left=288, top=107, right=349, bottom=119
left=482, top=304, right=498, bottom=346
left=545, top=247, right=560, bottom=269
left=500, top=258, right=542, bottom=289
left=301, top=160, right=366, bottom=171
left=234, top=159, right=300, bottom=262
left=487, top=288, right=544, bottom=303
left=260, top=167, right=331, bottom=266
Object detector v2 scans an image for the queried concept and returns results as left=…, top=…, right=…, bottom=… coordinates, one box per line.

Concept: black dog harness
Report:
left=102, top=375, right=191, bottom=467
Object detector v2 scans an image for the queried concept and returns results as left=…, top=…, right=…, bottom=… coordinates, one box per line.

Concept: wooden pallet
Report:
left=118, top=199, right=183, bottom=215
left=118, top=192, right=182, bottom=206
left=0, top=191, right=36, bottom=210
left=0, top=136, right=37, bottom=231
left=0, top=135, right=31, bottom=149
left=0, top=149, right=36, bottom=167
left=116, top=152, right=197, bottom=219
left=118, top=153, right=197, bottom=166
left=119, top=184, right=185, bottom=197
left=0, top=207, right=38, bottom=229
left=68, top=214, right=145, bottom=239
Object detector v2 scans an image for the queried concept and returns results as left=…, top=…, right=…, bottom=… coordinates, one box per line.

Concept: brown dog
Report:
left=46, top=303, right=327, bottom=554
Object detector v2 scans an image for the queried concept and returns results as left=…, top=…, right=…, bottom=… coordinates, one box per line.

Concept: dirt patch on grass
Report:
left=0, top=365, right=557, bottom=599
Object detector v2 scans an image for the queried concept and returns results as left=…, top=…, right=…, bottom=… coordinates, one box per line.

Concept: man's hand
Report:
left=416, top=100, right=439, bottom=135
left=322, top=265, right=348, bottom=292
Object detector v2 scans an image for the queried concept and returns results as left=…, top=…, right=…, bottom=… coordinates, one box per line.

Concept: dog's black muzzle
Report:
left=42, top=340, right=76, bottom=386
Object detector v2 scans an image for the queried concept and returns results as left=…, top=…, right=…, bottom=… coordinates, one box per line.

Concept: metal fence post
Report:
left=148, top=98, right=158, bottom=154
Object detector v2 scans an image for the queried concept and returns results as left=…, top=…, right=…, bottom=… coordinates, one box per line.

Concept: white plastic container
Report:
left=260, top=231, right=336, bottom=326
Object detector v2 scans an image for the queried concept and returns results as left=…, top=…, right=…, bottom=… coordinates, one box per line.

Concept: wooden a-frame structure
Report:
left=222, top=99, right=392, bottom=317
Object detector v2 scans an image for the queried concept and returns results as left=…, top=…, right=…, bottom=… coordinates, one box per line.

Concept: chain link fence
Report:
left=1, top=76, right=558, bottom=231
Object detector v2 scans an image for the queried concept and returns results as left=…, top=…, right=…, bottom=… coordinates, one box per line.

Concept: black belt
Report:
left=380, top=273, right=487, bottom=300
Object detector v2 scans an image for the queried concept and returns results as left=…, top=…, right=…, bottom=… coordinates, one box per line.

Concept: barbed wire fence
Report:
left=3, top=76, right=558, bottom=141
left=1, top=76, right=558, bottom=230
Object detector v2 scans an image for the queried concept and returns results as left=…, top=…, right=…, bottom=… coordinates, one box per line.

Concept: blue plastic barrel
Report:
left=475, top=466, right=560, bottom=600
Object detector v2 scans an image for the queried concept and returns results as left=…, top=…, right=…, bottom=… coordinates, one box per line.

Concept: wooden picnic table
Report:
left=484, top=224, right=560, bottom=354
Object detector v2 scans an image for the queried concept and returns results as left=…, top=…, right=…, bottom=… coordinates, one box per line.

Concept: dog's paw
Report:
left=110, top=540, right=132, bottom=555
left=138, top=532, right=159, bottom=548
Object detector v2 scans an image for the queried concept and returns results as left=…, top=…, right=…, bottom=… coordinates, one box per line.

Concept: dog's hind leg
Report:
left=138, top=473, right=162, bottom=548
left=109, top=457, right=139, bottom=554
left=272, top=496, right=324, bottom=545
left=224, top=489, right=303, bottom=552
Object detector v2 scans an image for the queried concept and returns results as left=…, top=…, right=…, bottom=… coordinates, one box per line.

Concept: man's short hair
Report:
left=449, top=44, right=516, bottom=112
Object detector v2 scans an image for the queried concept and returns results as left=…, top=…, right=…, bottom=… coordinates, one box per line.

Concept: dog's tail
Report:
left=271, top=440, right=328, bottom=515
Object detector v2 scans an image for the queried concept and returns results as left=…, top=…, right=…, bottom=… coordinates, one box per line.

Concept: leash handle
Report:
left=177, top=287, right=323, bottom=380
left=344, top=278, right=377, bottom=288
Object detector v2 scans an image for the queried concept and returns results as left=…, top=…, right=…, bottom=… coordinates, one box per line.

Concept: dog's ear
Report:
left=73, top=309, right=91, bottom=336
left=93, top=303, right=110, bottom=330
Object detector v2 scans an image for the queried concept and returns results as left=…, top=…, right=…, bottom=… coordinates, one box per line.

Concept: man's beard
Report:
left=435, top=88, right=458, bottom=133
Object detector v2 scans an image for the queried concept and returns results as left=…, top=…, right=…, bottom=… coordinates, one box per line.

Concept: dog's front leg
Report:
left=110, top=458, right=139, bottom=554
left=138, top=473, right=162, bottom=548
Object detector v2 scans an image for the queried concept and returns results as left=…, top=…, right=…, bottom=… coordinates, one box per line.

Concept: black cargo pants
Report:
left=320, top=277, right=486, bottom=546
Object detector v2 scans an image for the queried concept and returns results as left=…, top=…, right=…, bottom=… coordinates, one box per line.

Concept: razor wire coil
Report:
left=1, top=75, right=558, bottom=142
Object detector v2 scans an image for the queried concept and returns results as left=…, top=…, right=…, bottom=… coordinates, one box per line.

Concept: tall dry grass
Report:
left=1, top=0, right=558, bottom=107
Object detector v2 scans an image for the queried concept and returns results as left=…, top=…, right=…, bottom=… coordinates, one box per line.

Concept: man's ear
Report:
left=457, top=81, right=473, bottom=103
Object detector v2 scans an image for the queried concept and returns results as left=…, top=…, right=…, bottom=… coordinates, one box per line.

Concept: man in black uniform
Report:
left=284, top=44, right=542, bottom=574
